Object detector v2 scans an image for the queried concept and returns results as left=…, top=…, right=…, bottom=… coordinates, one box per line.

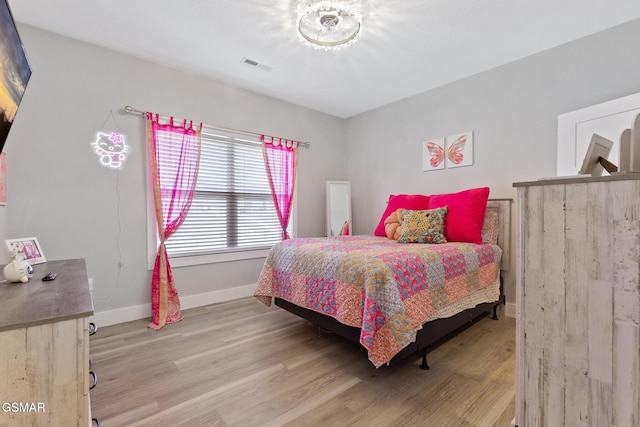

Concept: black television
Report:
left=0, top=0, right=31, bottom=153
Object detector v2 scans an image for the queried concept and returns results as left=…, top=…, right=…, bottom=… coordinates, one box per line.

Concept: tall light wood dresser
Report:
left=513, top=176, right=640, bottom=427
left=0, top=258, right=94, bottom=426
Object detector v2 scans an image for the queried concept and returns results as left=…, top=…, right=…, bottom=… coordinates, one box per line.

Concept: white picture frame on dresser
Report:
left=5, top=237, right=46, bottom=264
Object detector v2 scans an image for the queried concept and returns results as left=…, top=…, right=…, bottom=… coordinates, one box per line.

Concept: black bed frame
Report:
left=274, top=277, right=504, bottom=370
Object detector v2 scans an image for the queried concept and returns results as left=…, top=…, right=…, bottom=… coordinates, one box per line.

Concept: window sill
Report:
left=165, top=248, right=271, bottom=269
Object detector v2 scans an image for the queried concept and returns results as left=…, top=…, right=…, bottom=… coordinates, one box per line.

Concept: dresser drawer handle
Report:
left=92, top=418, right=101, bottom=427
left=89, top=322, right=98, bottom=336
left=89, top=371, right=98, bottom=389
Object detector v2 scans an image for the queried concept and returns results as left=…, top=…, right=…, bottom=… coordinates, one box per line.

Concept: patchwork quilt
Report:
left=254, top=235, right=502, bottom=367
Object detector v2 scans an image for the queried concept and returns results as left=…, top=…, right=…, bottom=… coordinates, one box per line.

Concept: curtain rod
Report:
left=123, top=105, right=310, bottom=148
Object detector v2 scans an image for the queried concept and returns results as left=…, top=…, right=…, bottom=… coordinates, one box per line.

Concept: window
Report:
left=147, top=127, right=290, bottom=268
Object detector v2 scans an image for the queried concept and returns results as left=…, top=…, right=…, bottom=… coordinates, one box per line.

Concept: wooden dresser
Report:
left=513, top=176, right=640, bottom=427
left=0, top=258, right=94, bottom=426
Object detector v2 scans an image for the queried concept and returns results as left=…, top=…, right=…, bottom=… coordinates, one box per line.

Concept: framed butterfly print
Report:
left=422, top=137, right=445, bottom=171
left=446, top=131, right=474, bottom=168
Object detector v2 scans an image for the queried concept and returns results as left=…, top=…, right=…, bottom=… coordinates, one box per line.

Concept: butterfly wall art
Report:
left=422, top=137, right=445, bottom=171
left=422, top=131, right=474, bottom=171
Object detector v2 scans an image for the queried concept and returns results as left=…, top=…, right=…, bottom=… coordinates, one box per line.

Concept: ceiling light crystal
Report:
left=297, top=1, right=362, bottom=50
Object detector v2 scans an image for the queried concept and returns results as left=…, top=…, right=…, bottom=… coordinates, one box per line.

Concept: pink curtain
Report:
left=261, top=135, right=299, bottom=240
left=147, top=113, right=201, bottom=330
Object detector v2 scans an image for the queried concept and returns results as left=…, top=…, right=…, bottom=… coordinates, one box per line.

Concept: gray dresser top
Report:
left=0, top=258, right=94, bottom=331
left=514, top=173, right=640, bottom=187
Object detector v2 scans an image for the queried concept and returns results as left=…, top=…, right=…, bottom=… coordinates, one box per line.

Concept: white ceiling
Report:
left=10, top=0, right=640, bottom=118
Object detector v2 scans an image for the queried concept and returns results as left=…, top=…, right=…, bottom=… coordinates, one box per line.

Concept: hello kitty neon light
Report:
left=92, top=131, right=129, bottom=169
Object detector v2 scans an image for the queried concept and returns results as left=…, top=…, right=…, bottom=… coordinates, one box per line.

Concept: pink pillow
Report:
left=427, top=187, right=490, bottom=243
left=373, top=194, right=430, bottom=236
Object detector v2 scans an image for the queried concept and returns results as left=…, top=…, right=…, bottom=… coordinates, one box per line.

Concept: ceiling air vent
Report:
left=241, top=57, right=272, bottom=71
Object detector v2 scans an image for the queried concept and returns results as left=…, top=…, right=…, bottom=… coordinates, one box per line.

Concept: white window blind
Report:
left=163, top=130, right=282, bottom=258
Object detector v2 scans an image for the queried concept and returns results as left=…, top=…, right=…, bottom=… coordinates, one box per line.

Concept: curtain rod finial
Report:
left=124, top=105, right=134, bottom=113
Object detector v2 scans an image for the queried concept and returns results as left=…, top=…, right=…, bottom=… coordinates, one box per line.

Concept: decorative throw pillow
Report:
left=373, top=194, right=430, bottom=236
left=383, top=208, right=403, bottom=240
left=481, top=210, right=499, bottom=245
left=398, top=207, right=448, bottom=244
left=427, top=187, right=489, bottom=243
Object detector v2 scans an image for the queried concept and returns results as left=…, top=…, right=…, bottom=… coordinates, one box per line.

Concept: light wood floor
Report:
left=89, top=297, right=516, bottom=427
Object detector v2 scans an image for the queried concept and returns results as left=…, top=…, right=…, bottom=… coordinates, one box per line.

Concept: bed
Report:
left=254, top=194, right=511, bottom=368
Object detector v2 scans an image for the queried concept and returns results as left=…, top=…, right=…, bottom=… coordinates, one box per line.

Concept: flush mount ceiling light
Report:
left=297, top=1, right=362, bottom=50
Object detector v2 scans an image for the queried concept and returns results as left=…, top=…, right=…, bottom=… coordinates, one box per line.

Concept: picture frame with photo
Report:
left=5, top=237, right=46, bottom=264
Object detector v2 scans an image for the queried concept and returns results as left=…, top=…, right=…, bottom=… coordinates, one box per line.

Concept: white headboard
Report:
left=486, top=198, right=511, bottom=271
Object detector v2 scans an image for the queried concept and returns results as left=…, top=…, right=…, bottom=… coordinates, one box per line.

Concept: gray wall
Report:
left=345, top=18, right=640, bottom=307
left=3, top=18, right=640, bottom=322
left=3, top=25, right=345, bottom=317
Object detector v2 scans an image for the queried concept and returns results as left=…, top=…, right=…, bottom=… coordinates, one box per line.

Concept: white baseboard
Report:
left=90, top=284, right=256, bottom=327
left=90, top=285, right=518, bottom=327
left=505, top=302, right=516, bottom=318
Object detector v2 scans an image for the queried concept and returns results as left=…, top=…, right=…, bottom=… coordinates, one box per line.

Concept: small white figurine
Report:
left=4, top=250, right=33, bottom=283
